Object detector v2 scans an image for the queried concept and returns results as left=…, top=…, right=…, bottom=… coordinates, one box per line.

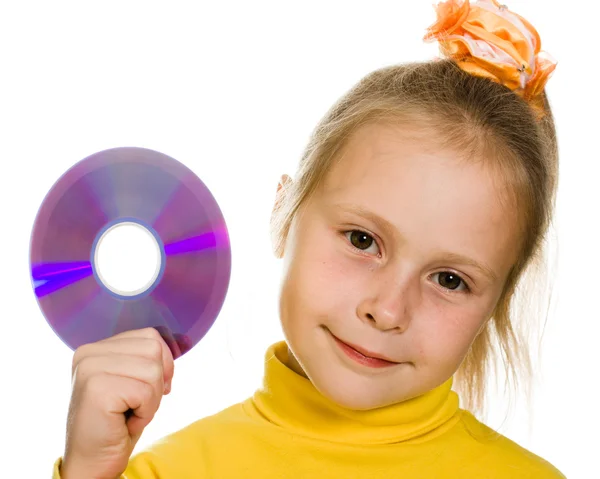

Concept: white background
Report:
left=0, top=1, right=596, bottom=477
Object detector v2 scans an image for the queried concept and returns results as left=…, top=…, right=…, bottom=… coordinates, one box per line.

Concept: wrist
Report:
left=60, top=455, right=119, bottom=479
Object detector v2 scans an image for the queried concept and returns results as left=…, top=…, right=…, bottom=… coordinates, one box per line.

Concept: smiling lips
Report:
left=330, top=332, right=401, bottom=368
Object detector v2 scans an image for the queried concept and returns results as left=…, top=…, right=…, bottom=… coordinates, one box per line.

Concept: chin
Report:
left=307, top=358, right=409, bottom=410
left=298, top=339, right=413, bottom=410
left=309, top=368, right=399, bottom=410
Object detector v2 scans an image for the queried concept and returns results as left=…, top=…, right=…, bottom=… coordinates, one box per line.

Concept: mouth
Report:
left=327, top=329, right=401, bottom=369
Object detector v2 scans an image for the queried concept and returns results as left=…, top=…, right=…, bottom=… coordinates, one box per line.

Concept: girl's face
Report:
left=275, top=122, right=521, bottom=410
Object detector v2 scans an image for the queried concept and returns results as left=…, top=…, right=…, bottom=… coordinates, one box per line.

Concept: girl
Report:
left=55, top=1, right=565, bottom=477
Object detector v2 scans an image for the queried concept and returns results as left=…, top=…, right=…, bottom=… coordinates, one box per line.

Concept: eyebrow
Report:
left=331, top=202, right=499, bottom=282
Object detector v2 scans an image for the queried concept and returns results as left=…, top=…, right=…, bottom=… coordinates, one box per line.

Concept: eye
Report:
left=431, top=271, right=470, bottom=294
left=344, top=230, right=380, bottom=255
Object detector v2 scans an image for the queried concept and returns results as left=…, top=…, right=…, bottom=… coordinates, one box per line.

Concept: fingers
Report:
left=75, top=353, right=166, bottom=400
left=84, top=373, right=161, bottom=438
left=72, top=328, right=175, bottom=390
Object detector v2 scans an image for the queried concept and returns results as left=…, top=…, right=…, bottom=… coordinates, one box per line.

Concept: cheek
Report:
left=417, top=310, right=483, bottom=367
left=296, top=232, right=369, bottom=306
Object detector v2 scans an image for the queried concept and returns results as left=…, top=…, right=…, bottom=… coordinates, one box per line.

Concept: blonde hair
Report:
left=270, top=59, right=559, bottom=418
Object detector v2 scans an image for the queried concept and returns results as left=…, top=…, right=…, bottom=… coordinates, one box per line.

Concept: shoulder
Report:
left=125, top=401, right=254, bottom=476
left=136, top=398, right=257, bottom=455
left=455, top=410, right=566, bottom=478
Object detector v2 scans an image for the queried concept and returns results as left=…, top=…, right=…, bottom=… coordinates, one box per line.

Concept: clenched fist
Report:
left=60, top=327, right=175, bottom=479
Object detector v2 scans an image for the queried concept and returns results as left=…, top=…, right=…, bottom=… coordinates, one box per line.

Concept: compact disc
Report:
left=29, top=147, right=231, bottom=359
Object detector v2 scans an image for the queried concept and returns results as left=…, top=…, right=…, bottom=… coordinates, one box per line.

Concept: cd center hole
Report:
left=94, top=222, right=162, bottom=296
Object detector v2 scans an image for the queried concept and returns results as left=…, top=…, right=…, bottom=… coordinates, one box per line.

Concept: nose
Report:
left=356, top=273, right=413, bottom=332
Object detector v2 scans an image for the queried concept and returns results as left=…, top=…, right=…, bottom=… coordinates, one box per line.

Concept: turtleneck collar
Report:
left=251, top=341, right=461, bottom=445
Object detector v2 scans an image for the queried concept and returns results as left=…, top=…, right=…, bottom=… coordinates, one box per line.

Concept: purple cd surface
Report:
left=29, top=147, right=231, bottom=359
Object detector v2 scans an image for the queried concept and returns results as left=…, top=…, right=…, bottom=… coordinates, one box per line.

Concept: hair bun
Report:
left=423, top=0, right=557, bottom=119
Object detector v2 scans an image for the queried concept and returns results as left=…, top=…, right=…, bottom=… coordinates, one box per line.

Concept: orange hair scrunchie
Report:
left=423, top=0, right=557, bottom=120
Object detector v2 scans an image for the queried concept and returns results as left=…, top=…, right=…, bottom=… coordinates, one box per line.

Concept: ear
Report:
left=270, top=174, right=292, bottom=257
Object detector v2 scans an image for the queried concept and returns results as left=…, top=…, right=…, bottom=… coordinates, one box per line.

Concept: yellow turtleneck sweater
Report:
left=53, top=341, right=565, bottom=478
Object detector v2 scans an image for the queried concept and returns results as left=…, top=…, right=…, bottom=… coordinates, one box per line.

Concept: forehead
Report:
left=316, top=122, right=519, bottom=266
left=322, top=122, right=505, bottom=202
